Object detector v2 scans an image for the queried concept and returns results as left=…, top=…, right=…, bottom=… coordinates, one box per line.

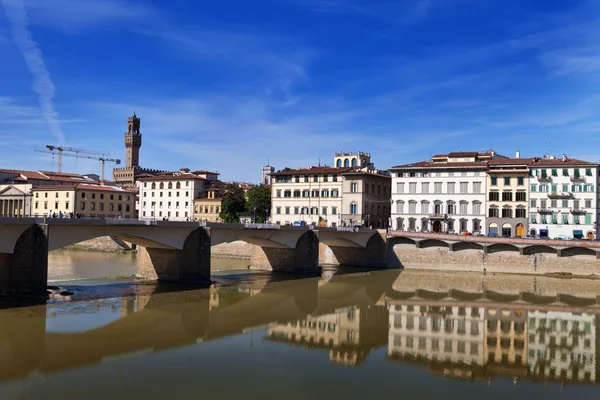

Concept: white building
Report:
left=527, top=156, right=598, bottom=239
left=389, top=151, right=497, bottom=234
left=137, top=169, right=219, bottom=221
left=527, top=310, right=597, bottom=383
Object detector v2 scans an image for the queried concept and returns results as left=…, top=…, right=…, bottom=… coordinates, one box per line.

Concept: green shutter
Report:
left=586, top=215, right=592, bottom=225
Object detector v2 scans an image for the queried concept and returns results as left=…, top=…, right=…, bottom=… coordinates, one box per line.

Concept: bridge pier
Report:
left=137, top=227, right=211, bottom=282
left=250, top=231, right=319, bottom=272
left=0, top=224, right=48, bottom=297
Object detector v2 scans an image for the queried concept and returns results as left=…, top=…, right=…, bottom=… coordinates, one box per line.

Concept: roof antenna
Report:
left=318, top=158, right=321, bottom=167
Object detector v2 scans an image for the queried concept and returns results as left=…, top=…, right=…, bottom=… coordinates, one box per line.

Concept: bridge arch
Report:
left=522, top=245, right=557, bottom=256
left=486, top=243, right=519, bottom=253
left=389, top=236, right=417, bottom=246
left=453, top=241, right=484, bottom=251
left=561, top=246, right=597, bottom=257
left=419, top=239, right=449, bottom=249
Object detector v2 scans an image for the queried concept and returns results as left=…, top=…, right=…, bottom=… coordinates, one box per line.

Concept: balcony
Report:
left=570, top=174, right=585, bottom=182
left=537, top=208, right=555, bottom=214
left=428, top=213, right=447, bottom=220
left=538, top=174, right=551, bottom=182
left=548, top=192, right=573, bottom=199
left=570, top=208, right=587, bottom=214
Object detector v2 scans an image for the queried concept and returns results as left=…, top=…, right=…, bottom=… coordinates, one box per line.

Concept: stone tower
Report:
left=262, top=164, right=274, bottom=186
left=124, top=110, right=142, bottom=169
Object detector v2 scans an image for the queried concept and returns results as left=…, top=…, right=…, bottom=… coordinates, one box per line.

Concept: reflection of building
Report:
left=267, top=306, right=388, bottom=366
left=270, top=151, right=391, bottom=228
left=527, top=311, right=597, bottom=383
left=388, top=304, right=485, bottom=377
left=484, top=308, right=528, bottom=376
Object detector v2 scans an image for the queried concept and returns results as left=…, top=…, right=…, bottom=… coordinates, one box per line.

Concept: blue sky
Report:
left=1, top=0, right=600, bottom=182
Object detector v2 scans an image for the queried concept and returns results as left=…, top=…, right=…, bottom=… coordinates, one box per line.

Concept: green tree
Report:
left=246, top=184, right=271, bottom=223
left=219, top=185, right=246, bottom=223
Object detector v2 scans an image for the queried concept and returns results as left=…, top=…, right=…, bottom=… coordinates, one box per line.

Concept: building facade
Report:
left=262, top=164, right=274, bottom=186
left=194, top=185, right=223, bottom=222
left=31, top=184, right=136, bottom=218
left=527, top=156, right=598, bottom=239
left=487, top=156, right=532, bottom=237
left=113, top=112, right=166, bottom=186
left=389, top=151, right=495, bottom=234
left=137, top=169, right=219, bottom=221
left=0, top=184, right=33, bottom=217
left=270, top=152, right=391, bottom=227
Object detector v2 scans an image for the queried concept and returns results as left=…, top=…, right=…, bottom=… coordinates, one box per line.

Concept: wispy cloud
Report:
left=2, top=0, right=65, bottom=143
left=20, top=0, right=157, bottom=32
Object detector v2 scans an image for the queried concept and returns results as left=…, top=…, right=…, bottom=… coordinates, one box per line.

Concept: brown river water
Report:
left=0, top=250, right=599, bottom=399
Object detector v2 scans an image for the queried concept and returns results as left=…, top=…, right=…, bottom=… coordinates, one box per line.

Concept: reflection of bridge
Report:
left=0, top=218, right=387, bottom=295
left=0, top=269, right=400, bottom=382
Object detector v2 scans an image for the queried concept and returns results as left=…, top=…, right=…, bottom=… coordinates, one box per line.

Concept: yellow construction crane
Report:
left=34, top=145, right=120, bottom=182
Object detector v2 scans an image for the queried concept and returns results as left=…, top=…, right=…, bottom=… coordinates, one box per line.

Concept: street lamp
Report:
left=253, top=207, right=256, bottom=223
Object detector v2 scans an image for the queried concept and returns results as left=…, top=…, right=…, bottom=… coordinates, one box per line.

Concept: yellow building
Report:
left=194, top=186, right=223, bottom=222
left=31, top=183, right=136, bottom=218
left=487, top=156, right=533, bottom=237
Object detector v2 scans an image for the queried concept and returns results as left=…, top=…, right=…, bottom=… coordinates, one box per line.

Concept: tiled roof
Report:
left=531, top=157, right=597, bottom=167
left=489, top=157, right=536, bottom=166
left=271, top=166, right=353, bottom=176
left=137, top=173, right=206, bottom=181
left=32, top=183, right=136, bottom=193
left=390, top=161, right=489, bottom=169
left=447, top=151, right=479, bottom=158
left=0, top=169, right=50, bottom=180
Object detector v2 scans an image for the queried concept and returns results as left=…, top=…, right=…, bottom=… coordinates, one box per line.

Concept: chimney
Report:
left=491, top=150, right=495, bottom=157
left=562, top=154, right=567, bottom=162
left=515, top=150, right=520, bottom=159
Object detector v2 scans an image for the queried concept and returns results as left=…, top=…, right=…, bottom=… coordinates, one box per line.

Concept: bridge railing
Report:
left=105, top=218, right=156, bottom=226
left=244, top=223, right=281, bottom=230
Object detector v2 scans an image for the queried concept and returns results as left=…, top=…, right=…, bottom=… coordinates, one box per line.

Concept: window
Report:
left=491, top=177, right=497, bottom=186
left=586, top=214, right=592, bottom=225
left=323, top=175, right=328, bottom=182
left=460, top=182, right=468, bottom=193
left=333, top=175, right=338, bottom=182
left=502, top=192, right=512, bottom=201
left=313, top=175, right=318, bottom=182
left=473, top=202, right=481, bottom=214
left=54, top=201, right=58, bottom=209
left=517, top=176, right=524, bottom=186
left=460, top=202, right=468, bottom=215
left=563, top=214, right=569, bottom=224
left=351, top=182, right=358, bottom=193
left=408, top=202, right=417, bottom=214
left=562, top=199, right=569, bottom=208
left=434, top=182, right=442, bottom=193
left=350, top=203, right=357, bottom=214
left=473, top=182, right=481, bottom=193
left=516, top=208, right=526, bottom=218
left=585, top=199, right=592, bottom=208
left=332, top=207, right=337, bottom=215
left=530, top=185, right=537, bottom=192
left=397, top=183, right=404, bottom=194
left=502, top=208, right=512, bottom=218
left=447, top=182, right=455, bottom=194
left=420, top=202, right=429, bottom=214
left=295, top=176, right=299, bottom=183
left=489, top=207, right=499, bottom=217
left=489, top=192, right=499, bottom=201
left=563, top=168, right=569, bottom=176
left=304, top=176, right=309, bottom=182
left=574, top=199, right=580, bottom=209
left=294, top=207, right=299, bottom=215
left=586, top=168, right=592, bottom=176
left=276, top=207, right=281, bottom=215
left=421, top=182, right=429, bottom=194
left=276, top=190, right=281, bottom=198
left=284, top=207, right=290, bottom=215
left=516, top=192, right=526, bottom=201
left=552, top=169, right=558, bottom=177
left=551, top=200, right=557, bottom=208
left=539, top=185, right=549, bottom=192
left=409, top=183, right=417, bottom=193
left=504, top=177, right=510, bottom=185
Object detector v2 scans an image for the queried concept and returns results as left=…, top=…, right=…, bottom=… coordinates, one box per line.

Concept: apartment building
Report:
left=137, top=169, right=219, bottom=221
left=270, top=152, right=391, bottom=227
left=527, top=156, right=598, bottom=239
left=389, top=151, right=495, bottom=234
left=487, top=155, right=533, bottom=237
left=31, top=184, right=136, bottom=218
left=194, top=185, right=223, bottom=222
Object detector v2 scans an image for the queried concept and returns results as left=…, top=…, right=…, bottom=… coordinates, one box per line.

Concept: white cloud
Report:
left=2, top=0, right=65, bottom=143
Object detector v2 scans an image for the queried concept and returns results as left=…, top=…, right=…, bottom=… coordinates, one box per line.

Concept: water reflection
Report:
left=1, top=269, right=600, bottom=398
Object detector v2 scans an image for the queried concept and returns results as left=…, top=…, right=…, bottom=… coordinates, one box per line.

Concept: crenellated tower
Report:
left=124, top=110, right=142, bottom=168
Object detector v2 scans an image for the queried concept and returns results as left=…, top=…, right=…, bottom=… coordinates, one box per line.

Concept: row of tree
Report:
left=218, top=184, right=271, bottom=223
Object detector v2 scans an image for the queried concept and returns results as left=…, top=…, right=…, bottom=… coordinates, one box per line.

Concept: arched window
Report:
left=336, top=159, right=342, bottom=168
left=344, top=159, right=349, bottom=167
left=350, top=202, right=357, bottom=214
left=151, top=182, right=156, bottom=190
left=352, top=158, right=357, bottom=167
left=168, top=182, right=173, bottom=189
left=159, top=182, right=164, bottom=190
left=176, top=182, right=181, bottom=189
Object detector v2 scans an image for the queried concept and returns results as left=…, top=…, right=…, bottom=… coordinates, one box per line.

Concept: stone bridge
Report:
left=388, top=231, right=600, bottom=276
left=0, top=218, right=387, bottom=296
